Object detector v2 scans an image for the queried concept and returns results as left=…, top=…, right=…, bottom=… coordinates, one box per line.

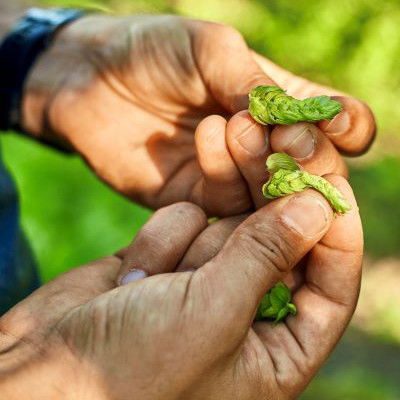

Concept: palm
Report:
left=28, top=14, right=273, bottom=214
left=105, top=17, right=226, bottom=208
left=41, top=16, right=241, bottom=209
left=52, top=267, right=345, bottom=400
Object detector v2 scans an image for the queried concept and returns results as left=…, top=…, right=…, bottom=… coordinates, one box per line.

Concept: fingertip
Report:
left=226, top=110, right=271, bottom=209
left=271, top=123, right=348, bottom=178
left=322, top=174, right=354, bottom=198
left=318, top=96, right=376, bottom=156
left=194, top=114, right=232, bottom=178
left=226, top=110, right=270, bottom=157
left=117, top=202, right=209, bottom=285
left=319, top=174, right=363, bottom=255
left=321, top=173, right=358, bottom=212
left=316, top=177, right=362, bottom=267
left=271, top=122, right=316, bottom=161
left=119, top=269, right=148, bottom=286
left=193, top=114, right=251, bottom=216
left=279, top=190, right=334, bottom=240
left=156, top=201, right=209, bottom=230
left=195, top=114, right=227, bottom=146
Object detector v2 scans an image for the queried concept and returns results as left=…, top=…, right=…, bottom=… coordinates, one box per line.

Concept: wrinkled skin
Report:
left=23, top=15, right=376, bottom=215
left=3, top=13, right=369, bottom=400
left=0, top=176, right=363, bottom=400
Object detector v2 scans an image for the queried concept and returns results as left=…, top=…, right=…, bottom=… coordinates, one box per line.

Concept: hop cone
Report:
left=262, top=153, right=351, bottom=214
left=249, top=85, right=342, bottom=125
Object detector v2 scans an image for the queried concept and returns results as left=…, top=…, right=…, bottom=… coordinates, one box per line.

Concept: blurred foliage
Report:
left=350, top=158, right=400, bottom=258
left=301, top=367, right=400, bottom=400
left=2, top=0, right=400, bottom=398
left=1, top=135, right=151, bottom=282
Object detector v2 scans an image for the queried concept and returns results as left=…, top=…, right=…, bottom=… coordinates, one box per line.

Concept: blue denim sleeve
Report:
left=0, top=145, right=40, bottom=315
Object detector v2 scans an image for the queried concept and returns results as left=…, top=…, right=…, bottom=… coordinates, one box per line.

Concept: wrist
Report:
left=21, top=15, right=101, bottom=146
left=21, top=18, right=82, bottom=149
left=0, top=8, right=84, bottom=152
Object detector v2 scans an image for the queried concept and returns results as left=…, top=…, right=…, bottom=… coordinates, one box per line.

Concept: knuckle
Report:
left=194, top=233, right=223, bottom=259
left=138, top=226, right=172, bottom=254
left=242, top=70, right=271, bottom=91
left=159, top=202, right=207, bottom=226
left=352, top=100, right=377, bottom=153
left=174, top=201, right=207, bottom=218
left=276, top=357, right=311, bottom=395
left=209, top=22, right=245, bottom=46
left=333, top=96, right=377, bottom=155
left=355, top=98, right=376, bottom=127
left=206, top=195, right=251, bottom=217
left=236, top=222, right=296, bottom=275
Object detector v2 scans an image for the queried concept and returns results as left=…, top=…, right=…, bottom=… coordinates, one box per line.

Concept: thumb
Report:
left=199, top=190, right=333, bottom=326
left=188, top=20, right=275, bottom=113
left=252, top=52, right=376, bottom=155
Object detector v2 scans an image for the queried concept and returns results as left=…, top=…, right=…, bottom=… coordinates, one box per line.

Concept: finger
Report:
left=117, top=202, right=207, bottom=285
left=318, top=96, right=376, bottom=156
left=253, top=52, right=376, bottom=155
left=188, top=20, right=276, bottom=113
left=190, top=115, right=251, bottom=216
left=270, top=122, right=348, bottom=178
left=176, top=215, right=247, bottom=271
left=196, top=189, right=333, bottom=330
left=226, top=110, right=272, bottom=209
left=291, top=175, right=362, bottom=322
left=255, top=176, right=362, bottom=386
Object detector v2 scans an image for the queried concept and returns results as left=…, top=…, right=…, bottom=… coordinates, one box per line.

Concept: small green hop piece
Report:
left=249, top=85, right=342, bottom=125
left=263, top=153, right=351, bottom=214
left=256, top=281, right=297, bottom=323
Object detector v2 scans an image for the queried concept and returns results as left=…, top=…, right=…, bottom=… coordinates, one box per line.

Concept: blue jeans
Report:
left=0, top=144, right=40, bottom=315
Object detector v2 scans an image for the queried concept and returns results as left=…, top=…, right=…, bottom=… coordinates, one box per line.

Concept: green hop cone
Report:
left=256, top=281, right=297, bottom=323
left=262, top=153, right=351, bottom=214
left=249, top=85, right=342, bottom=125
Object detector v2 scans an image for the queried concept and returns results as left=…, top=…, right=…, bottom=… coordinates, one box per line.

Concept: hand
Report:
left=0, top=178, right=362, bottom=400
left=23, top=14, right=375, bottom=214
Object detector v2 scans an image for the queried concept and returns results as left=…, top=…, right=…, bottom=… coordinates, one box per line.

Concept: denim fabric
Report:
left=0, top=143, right=39, bottom=315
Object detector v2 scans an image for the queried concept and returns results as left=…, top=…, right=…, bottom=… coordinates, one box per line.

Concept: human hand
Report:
left=22, top=14, right=375, bottom=214
left=0, top=178, right=362, bottom=400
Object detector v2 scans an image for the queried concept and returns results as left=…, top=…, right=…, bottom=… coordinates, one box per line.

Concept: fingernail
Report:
left=183, top=268, right=197, bottom=272
left=281, top=194, right=330, bottom=238
left=322, top=110, right=350, bottom=135
left=281, top=126, right=315, bottom=159
left=120, top=269, right=148, bottom=285
left=236, top=124, right=268, bottom=156
left=235, top=95, right=249, bottom=111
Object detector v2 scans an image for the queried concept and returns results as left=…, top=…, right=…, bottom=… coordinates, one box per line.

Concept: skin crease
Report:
left=0, top=12, right=371, bottom=399
left=22, top=14, right=376, bottom=216
left=0, top=177, right=363, bottom=400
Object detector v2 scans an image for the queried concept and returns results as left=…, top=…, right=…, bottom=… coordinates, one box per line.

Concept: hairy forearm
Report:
left=0, top=0, right=32, bottom=38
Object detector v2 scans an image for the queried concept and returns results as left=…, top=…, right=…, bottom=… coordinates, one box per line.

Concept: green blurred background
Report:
left=2, top=0, right=400, bottom=398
